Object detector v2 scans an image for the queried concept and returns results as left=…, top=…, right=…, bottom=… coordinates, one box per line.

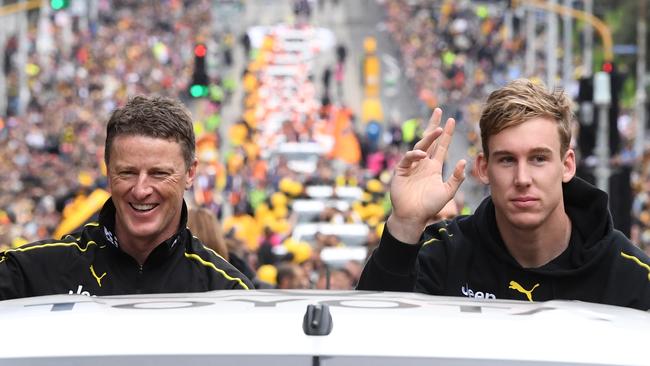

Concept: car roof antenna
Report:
left=303, top=304, right=333, bottom=336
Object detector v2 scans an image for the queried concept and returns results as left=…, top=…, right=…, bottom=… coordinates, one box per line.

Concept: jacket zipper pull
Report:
left=136, top=264, right=143, bottom=294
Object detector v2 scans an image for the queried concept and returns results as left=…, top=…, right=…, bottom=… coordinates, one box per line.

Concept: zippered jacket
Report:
left=0, top=199, right=252, bottom=300
left=358, top=177, right=650, bottom=311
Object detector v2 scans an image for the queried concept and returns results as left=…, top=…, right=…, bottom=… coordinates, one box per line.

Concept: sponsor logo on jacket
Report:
left=104, top=227, right=119, bottom=247
left=508, top=280, right=539, bottom=302
left=461, top=284, right=496, bottom=299
left=68, top=285, right=96, bottom=297
left=90, top=265, right=107, bottom=287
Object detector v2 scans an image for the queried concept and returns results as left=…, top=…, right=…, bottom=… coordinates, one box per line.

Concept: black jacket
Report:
left=358, top=177, right=650, bottom=311
left=0, top=199, right=253, bottom=300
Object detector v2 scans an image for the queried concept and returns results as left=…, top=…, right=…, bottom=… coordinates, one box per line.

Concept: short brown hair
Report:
left=479, top=79, right=573, bottom=157
left=104, top=95, right=195, bottom=169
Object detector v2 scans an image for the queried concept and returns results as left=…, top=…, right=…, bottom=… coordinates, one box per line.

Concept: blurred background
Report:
left=0, top=0, right=648, bottom=289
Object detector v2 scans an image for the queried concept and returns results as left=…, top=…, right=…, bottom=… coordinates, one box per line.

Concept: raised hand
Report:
left=386, top=108, right=466, bottom=244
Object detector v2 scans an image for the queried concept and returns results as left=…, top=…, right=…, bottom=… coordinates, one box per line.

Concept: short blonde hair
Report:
left=479, top=79, right=574, bottom=157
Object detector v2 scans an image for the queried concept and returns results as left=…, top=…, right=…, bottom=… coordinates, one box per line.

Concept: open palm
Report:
left=388, top=108, right=466, bottom=241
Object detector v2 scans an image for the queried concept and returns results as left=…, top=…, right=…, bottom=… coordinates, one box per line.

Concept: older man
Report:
left=0, top=96, right=252, bottom=299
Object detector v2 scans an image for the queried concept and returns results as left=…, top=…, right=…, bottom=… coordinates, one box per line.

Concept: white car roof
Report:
left=1, top=290, right=648, bottom=365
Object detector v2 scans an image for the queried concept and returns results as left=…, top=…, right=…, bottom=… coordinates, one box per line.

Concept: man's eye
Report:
left=152, top=171, right=170, bottom=178
left=532, top=155, right=548, bottom=164
left=499, top=157, right=514, bottom=164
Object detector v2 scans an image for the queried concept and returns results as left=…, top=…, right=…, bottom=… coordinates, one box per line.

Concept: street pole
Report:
left=583, top=0, right=593, bottom=76
left=88, top=0, right=98, bottom=33
left=594, top=71, right=611, bottom=193
left=562, top=0, right=573, bottom=88
left=16, top=0, right=29, bottom=115
left=635, top=0, right=647, bottom=157
left=36, top=0, right=54, bottom=57
left=525, top=6, right=536, bottom=76
left=505, top=2, right=513, bottom=43
left=546, top=0, right=558, bottom=88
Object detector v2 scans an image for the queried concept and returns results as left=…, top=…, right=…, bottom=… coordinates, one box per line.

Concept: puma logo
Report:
left=508, top=280, right=539, bottom=302
left=90, top=265, right=107, bottom=287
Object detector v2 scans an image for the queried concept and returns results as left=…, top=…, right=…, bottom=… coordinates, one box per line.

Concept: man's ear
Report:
left=562, top=149, right=576, bottom=183
left=185, top=158, right=198, bottom=189
left=475, top=152, right=490, bottom=185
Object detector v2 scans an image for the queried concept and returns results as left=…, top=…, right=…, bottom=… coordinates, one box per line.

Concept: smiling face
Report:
left=476, top=117, right=576, bottom=231
left=107, top=135, right=197, bottom=247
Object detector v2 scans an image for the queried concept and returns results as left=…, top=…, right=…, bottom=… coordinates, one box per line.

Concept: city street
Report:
left=216, top=0, right=485, bottom=209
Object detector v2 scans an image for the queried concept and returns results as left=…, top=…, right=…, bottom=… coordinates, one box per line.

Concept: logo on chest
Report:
left=90, top=264, right=107, bottom=287
left=68, top=285, right=96, bottom=297
left=508, top=280, right=539, bottom=302
left=461, top=284, right=496, bottom=299
left=66, top=265, right=107, bottom=297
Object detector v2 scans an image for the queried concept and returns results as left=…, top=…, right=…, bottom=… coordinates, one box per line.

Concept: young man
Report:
left=357, top=79, right=650, bottom=311
left=0, top=96, right=253, bottom=300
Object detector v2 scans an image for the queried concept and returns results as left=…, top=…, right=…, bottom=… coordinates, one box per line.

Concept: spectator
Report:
left=328, top=268, right=354, bottom=290
left=187, top=207, right=229, bottom=261
left=276, top=261, right=310, bottom=289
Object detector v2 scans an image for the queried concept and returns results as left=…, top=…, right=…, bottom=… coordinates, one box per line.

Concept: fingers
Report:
left=413, top=108, right=445, bottom=153
left=422, top=108, right=443, bottom=135
left=430, top=117, right=456, bottom=162
left=413, top=126, right=443, bottom=152
left=446, top=159, right=467, bottom=195
left=396, top=149, right=427, bottom=171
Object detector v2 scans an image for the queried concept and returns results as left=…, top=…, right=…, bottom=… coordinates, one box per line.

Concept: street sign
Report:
left=612, top=44, right=637, bottom=55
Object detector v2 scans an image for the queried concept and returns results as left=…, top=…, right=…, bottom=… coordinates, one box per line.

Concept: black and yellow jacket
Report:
left=0, top=199, right=252, bottom=300
left=358, top=177, right=650, bottom=311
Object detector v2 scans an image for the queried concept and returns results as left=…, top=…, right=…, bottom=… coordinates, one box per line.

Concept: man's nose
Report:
left=132, top=173, right=153, bottom=198
left=514, top=162, right=532, bottom=187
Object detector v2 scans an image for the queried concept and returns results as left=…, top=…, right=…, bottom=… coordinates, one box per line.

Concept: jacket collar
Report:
left=97, top=198, right=189, bottom=252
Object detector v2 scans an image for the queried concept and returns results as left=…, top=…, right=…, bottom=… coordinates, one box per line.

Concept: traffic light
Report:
left=194, top=43, right=207, bottom=58
left=601, top=61, right=613, bottom=74
left=576, top=62, right=623, bottom=159
left=577, top=76, right=596, bottom=158
left=50, top=0, right=69, bottom=10
left=189, top=43, right=209, bottom=98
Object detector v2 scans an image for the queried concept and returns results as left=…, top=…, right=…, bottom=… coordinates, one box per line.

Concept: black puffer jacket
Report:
left=0, top=199, right=252, bottom=300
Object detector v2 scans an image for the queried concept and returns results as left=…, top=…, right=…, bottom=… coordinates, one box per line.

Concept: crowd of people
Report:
left=194, top=22, right=396, bottom=289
